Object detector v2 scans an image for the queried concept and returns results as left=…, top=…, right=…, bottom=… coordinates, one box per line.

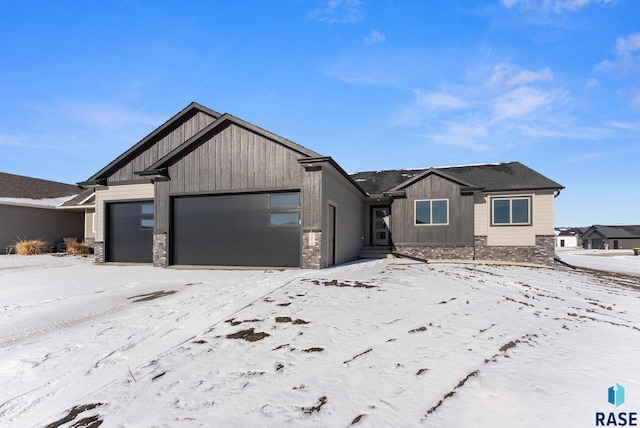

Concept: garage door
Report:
left=106, top=201, right=154, bottom=263
left=172, top=192, right=300, bottom=267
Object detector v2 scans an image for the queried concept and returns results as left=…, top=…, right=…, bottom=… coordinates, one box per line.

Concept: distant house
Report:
left=79, top=102, right=564, bottom=268
left=580, top=225, right=640, bottom=250
left=0, top=172, right=85, bottom=252
left=555, top=227, right=585, bottom=248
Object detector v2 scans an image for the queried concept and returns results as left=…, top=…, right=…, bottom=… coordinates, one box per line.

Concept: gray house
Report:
left=0, top=172, right=84, bottom=252
left=580, top=225, right=640, bottom=250
left=79, top=102, right=563, bottom=268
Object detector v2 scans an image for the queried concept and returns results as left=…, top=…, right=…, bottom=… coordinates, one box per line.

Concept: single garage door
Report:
left=172, top=192, right=300, bottom=267
left=106, top=201, right=154, bottom=263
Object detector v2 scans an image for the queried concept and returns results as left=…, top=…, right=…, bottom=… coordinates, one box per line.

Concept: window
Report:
left=492, top=197, right=530, bottom=225
left=270, top=193, right=299, bottom=208
left=140, top=202, right=154, bottom=229
left=270, top=212, right=300, bottom=226
left=269, top=192, right=300, bottom=226
left=415, top=199, right=448, bottom=225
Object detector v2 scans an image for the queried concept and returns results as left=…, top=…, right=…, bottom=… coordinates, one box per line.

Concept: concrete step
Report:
left=359, top=246, right=393, bottom=259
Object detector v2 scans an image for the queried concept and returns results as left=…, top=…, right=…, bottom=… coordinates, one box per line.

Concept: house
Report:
left=78, top=102, right=563, bottom=268
left=580, top=225, right=640, bottom=250
left=0, top=172, right=85, bottom=252
left=555, top=227, right=584, bottom=248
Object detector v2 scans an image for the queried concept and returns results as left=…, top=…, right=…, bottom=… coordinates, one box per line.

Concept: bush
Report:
left=66, top=241, right=90, bottom=256
left=14, top=238, right=48, bottom=255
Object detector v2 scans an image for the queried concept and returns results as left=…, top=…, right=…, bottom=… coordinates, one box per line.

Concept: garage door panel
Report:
left=107, top=201, right=153, bottom=263
left=172, top=193, right=300, bottom=267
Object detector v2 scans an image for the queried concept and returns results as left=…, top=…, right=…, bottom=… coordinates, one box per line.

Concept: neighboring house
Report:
left=79, top=102, right=564, bottom=268
left=555, top=227, right=584, bottom=248
left=0, top=172, right=85, bottom=251
left=580, top=225, right=640, bottom=250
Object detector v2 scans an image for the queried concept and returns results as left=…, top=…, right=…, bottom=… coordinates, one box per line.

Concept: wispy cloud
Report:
left=30, top=100, right=162, bottom=131
left=595, top=32, right=640, bottom=80
left=308, top=0, right=363, bottom=24
left=388, top=61, right=573, bottom=150
left=500, top=0, right=615, bottom=13
left=364, top=30, right=386, bottom=46
left=487, top=63, right=553, bottom=87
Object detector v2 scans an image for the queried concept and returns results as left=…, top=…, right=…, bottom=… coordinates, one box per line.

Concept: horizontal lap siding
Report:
left=95, top=184, right=154, bottom=241
left=392, top=175, right=473, bottom=245
left=0, top=205, right=84, bottom=250
left=322, top=168, right=365, bottom=265
left=481, top=191, right=554, bottom=247
left=108, top=111, right=216, bottom=183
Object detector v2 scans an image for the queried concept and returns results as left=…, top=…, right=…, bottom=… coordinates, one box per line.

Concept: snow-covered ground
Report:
left=0, top=254, right=639, bottom=427
left=556, top=248, right=640, bottom=275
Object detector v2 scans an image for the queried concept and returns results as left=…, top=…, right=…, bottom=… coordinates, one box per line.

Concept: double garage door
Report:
left=171, top=192, right=301, bottom=267
left=107, top=192, right=301, bottom=267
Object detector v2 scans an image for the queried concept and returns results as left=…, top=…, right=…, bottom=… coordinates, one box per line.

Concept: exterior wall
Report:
left=476, top=191, right=555, bottom=247
left=391, top=174, right=474, bottom=246
left=153, top=232, right=168, bottom=267
left=0, top=204, right=84, bottom=250
left=394, top=244, right=474, bottom=261
left=108, top=111, right=216, bottom=184
left=321, top=166, right=366, bottom=266
left=475, top=235, right=555, bottom=266
left=302, top=230, right=322, bottom=269
left=94, top=183, right=154, bottom=242
left=155, top=124, right=307, bottom=233
left=84, top=208, right=96, bottom=241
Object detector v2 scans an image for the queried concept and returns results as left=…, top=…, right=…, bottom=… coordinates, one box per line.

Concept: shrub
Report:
left=14, top=238, right=48, bottom=255
left=66, top=241, right=90, bottom=256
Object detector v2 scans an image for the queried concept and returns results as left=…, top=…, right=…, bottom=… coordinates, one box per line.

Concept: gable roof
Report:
left=141, top=112, right=323, bottom=175
left=350, top=162, right=564, bottom=195
left=80, top=102, right=222, bottom=185
left=582, top=225, right=640, bottom=239
left=0, top=172, right=80, bottom=199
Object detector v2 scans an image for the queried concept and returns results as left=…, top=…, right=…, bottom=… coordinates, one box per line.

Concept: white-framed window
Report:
left=414, top=199, right=448, bottom=225
left=491, top=197, right=531, bottom=225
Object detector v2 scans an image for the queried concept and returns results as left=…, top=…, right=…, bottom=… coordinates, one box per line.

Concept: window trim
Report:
left=490, top=196, right=532, bottom=226
left=414, top=198, right=449, bottom=226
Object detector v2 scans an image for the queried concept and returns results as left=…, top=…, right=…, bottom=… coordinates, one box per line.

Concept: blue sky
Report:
left=1, top=0, right=638, bottom=227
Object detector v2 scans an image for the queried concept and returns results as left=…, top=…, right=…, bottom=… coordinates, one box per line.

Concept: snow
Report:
left=556, top=248, right=640, bottom=275
left=1, top=254, right=639, bottom=427
left=0, top=195, right=77, bottom=209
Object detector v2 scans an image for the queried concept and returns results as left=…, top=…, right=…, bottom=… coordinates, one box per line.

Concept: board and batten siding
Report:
left=474, top=190, right=556, bottom=246
left=155, top=124, right=308, bottom=233
left=0, top=205, right=83, bottom=250
left=391, top=174, right=474, bottom=245
left=108, top=111, right=217, bottom=184
left=321, top=166, right=366, bottom=266
left=94, top=184, right=154, bottom=241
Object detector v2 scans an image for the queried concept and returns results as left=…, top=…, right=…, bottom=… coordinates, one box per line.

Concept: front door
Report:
left=371, top=206, right=390, bottom=246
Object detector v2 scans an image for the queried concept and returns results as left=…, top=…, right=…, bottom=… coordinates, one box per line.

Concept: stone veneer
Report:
left=302, top=230, right=322, bottom=269
left=94, top=241, right=105, bottom=263
left=394, top=244, right=474, bottom=262
left=474, top=235, right=555, bottom=266
left=153, top=233, right=168, bottom=267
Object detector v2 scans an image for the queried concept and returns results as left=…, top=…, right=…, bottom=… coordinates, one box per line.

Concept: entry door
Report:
left=328, top=204, right=337, bottom=266
left=371, top=206, right=390, bottom=246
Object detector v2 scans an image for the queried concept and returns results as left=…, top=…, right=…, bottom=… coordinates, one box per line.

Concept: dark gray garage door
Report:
left=106, top=201, right=154, bottom=263
left=172, top=192, right=301, bottom=267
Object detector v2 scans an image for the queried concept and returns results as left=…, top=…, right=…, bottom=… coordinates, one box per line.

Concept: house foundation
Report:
left=474, top=235, right=555, bottom=266
left=394, top=244, right=474, bottom=261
